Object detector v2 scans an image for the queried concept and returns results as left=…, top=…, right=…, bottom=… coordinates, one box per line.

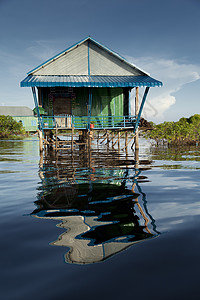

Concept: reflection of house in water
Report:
left=32, top=150, right=159, bottom=264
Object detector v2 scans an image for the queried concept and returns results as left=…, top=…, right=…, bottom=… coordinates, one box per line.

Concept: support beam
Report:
left=134, top=87, right=150, bottom=134
left=113, top=131, right=124, bottom=147
left=118, top=131, right=120, bottom=149
left=100, top=131, right=109, bottom=144
left=106, top=131, right=110, bottom=146
left=111, top=131, right=114, bottom=147
left=32, top=87, right=42, bottom=130
left=122, top=134, right=136, bottom=151
left=128, top=90, right=131, bottom=116
left=87, top=88, right=92, bottom=130
left=38, top=130, right=43, bottom=153
left=125, top=131, right=128, bottom=149
left=135, top=87, right=139, bottom=116
left=98, top=131, right=107, bottom=142
left=71, top=124, right=74, bottom=151
left=55, top=124, right=58, bottom=152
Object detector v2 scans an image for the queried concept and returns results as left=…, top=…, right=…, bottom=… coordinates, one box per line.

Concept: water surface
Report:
left=0, top=137, right=200, bottom=300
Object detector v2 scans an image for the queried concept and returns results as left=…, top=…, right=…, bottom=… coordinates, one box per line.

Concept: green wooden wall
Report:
left=40, top=87, right=124, bottom=117
left=72, top=87, right=124, bottom=116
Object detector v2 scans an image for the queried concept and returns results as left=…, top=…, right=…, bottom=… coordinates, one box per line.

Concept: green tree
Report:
left=144, top=114, right=200, bottom=146
left=0, top=115, right=26, bottom=138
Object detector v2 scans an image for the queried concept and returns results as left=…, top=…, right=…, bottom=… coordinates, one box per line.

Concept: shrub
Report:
left=0, top=115, right=26, bottom=138
left=144, top=114, right=200, bottom=146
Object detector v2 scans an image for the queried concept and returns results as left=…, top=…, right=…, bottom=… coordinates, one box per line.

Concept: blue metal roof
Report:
left=20, top=75, right=163, bottom=88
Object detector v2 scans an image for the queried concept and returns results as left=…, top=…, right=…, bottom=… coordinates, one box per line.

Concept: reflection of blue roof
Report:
left=21, top=75, right=162, bottom=88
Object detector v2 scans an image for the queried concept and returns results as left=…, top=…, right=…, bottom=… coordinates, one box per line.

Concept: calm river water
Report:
left=0, top=137, right=200, bottom=300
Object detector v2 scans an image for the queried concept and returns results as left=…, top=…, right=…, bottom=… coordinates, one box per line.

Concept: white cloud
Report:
left=127, top=56, right=200, bottom=122
left=25, top=40, right=63, bottom=62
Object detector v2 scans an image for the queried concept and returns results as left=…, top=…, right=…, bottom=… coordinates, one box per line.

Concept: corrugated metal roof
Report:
left=21, top=37, right=163, bottom=88
left=20, top=75, right=163, bottom=88
left=27, top=37, right=89, bottom=75
left=27, top=37, right=147, bottom=77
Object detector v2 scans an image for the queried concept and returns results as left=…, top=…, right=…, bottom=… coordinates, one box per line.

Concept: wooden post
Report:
left=107, top=130, right=109, bottom=147
left=131, top=87, right=140, bottom=191
left=135, top=86, right=139, bottom=152
left=131, top=135, right=139, bottom=192
left=135, top=136, right=139, bottom=165
left=135, top=87, right=139, bottom=116
left=135, top=87, right=139, bottom=153
left=38, top=130, right=43, bottom=153
left=99, top=131, right=107, bottom=144
left=118, top=131, right=120, bottom=149
left=111, top=131, right=114, bottom=147
left=125, top=131, right=128, bottom=156
left=71, top=124, right=74, bottom=151
left=125, top=131, right=128, bottom=149
left=39, top=151, right=44, bottom=180
left=55, top=124, right=58, bottom=152
left=49, top=130, right=53, bottom=151
left=43, top=131, right=46, bottom=151
left=135, top=132, right=139, bottom=152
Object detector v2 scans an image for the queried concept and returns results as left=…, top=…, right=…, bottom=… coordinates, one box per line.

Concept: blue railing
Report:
left=41, top=115, right=136, bottom=130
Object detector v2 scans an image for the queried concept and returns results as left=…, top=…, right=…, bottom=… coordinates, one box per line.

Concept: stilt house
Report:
left=21, top=37, right=162, bottom=131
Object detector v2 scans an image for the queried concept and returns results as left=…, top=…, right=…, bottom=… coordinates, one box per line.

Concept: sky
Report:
left=0, top=0, right=200, bottom=123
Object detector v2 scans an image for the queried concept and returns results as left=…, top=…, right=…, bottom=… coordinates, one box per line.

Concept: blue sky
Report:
left=0, top=0, right=199, bottom=123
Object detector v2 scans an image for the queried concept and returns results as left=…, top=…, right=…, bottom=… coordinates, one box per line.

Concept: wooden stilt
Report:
left=131, top=132, right=139, bottom=192
left=134, top=86, right=139, bottom=154
left=49, top=130, right=53, bottom=151
left=111, top=131, right=114, bottom=147
left=89, top=130, right=92, bottom=149
left=39, top=151, right=44, bottom=179
left=113, top=131, right=124, bottom=147
left=55, top=124, right=58, bottom=152
left=135, top=87, right=139, bottom=116
left=122, top=134, right=136, bottom=151
left=125, top=131, right=128, bottom=149
left=132, top=85, right=140, bottom=188
left=38, top=130, right=43, bottom=153
left=135, top=132, right=139, bottom=174
left=106, top=131, right=119, bottom=148
left=125, top=146, right=128, bottom=157
left=99, top=131, right=107, bottom=144
left=44, top=131, right=47, bottom=151
left=71, top=124, right=74, bottom=151
left=106, top=130, right=109, bottom=147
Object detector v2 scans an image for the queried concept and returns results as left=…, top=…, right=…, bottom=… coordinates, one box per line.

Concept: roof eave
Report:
left=20, top=75, right=163, bottom=88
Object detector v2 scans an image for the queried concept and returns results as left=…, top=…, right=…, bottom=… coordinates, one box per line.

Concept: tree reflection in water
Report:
left=31, top=147, right=159, bottom=264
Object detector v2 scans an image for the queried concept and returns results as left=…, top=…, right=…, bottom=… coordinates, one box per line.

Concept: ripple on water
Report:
left=0, top=137, right=200, bottom=300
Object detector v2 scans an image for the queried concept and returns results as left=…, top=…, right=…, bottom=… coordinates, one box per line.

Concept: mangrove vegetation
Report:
left=144, top=114, right=200, bottom=146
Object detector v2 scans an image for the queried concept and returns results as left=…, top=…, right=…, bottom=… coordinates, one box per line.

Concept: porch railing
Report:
left=41, top=115, right=136, bottom=130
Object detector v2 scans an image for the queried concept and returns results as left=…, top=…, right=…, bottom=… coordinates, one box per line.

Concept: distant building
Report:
left=0, top=106, right=33, bottom=116
left=0, top=106, right=38, bottom=131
